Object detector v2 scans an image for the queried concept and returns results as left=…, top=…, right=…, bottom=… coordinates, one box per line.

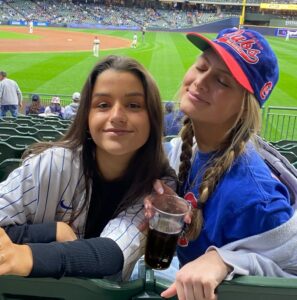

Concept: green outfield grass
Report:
left=0, top=30, right=40, bottom=39
left=0, top=26, right=296, bottom=110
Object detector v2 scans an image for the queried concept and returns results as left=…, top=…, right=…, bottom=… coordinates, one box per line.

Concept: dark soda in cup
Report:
left=144, top=194, right=190, bottom=270
left=145, top=227, right=179, bottom=269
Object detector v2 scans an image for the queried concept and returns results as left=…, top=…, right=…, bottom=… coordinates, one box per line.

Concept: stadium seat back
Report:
left=33, top=129, right=64, bottom=141
left=217, top=276, right=297, bottom=300
left=35, top=124, right=56, bottom=131
left=0, top=158, right=22, bottom=182
left=4, top=135, right=40, bottom=148
left=0, top=127, right=20, bottom=136
left=0, top=276, right=144, bottom=300
left=0, top=122, right=19, bottom=128
left=16, top=126, right=38, bottom=135
left=0, top=141, right=25, bottom=160
left=14, top=118, right=36, bottom=127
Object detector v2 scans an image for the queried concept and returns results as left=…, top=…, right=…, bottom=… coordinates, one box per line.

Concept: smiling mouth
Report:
left=104, top=129, right=133, bottom=134
left=187, top=90, right=209, bottom=104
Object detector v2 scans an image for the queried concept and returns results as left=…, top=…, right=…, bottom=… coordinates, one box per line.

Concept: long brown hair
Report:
left=178, top=93, right=261, bottom=239
left=23, top=55, right=175, bottom=221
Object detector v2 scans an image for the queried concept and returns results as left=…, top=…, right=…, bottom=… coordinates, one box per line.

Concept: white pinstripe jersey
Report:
left=0, top=146, right=157, bottom=280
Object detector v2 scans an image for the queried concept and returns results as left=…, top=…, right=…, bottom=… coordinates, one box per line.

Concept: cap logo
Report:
left=260, top=81, right=273, bottom=100
left=217, top=30, right=260, bottom=64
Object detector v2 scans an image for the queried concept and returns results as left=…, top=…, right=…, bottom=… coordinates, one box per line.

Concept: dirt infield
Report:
left=0, top=26, right=130, bottom=52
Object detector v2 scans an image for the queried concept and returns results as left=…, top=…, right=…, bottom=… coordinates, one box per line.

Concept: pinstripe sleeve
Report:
left=0, top=147, right=82, bottom=227
left=100, top=202, right=146, bottom=281
left=100, top=171, right=178, bottom=281
left=0, top=154, right=42, bottom=226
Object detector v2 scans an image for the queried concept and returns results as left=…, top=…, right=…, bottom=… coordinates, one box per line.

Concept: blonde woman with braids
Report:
left=145, top=28, right=296, bottom=300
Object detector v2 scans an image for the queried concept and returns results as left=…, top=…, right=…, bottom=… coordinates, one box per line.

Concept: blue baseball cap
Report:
left=187, top=28, right=279, bottom=107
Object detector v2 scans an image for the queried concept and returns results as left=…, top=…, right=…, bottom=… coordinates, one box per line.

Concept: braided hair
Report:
left=178, top=93, right=261, bottom=240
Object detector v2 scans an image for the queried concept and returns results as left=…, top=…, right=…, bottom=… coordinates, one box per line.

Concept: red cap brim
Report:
left=187, top=32, right=254, bottom=94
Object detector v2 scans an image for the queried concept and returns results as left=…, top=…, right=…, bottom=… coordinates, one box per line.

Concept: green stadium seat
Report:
left=0, top=127, right=25, bottom=136
left=1, top=116, right=16, bottom=122
left=272, top=140, right=296, bottom=149
left=15, top=126, right=38, bottom=135
left=0, top=265, right=296, bottom=299
left=0, top=134, right=10, bottom=141
left=33, top=129, right=64, bottom=142
left=0, top=276, right=145, bottom=300
left=141, top=259, right=297, bottom=300
left=0, top=122, right=19, bottom=128
left=0, top=158, right=22, bottom=182
left=14, top=118, right=36, bottom=127
left=35, top=124, right=56, bottom=131
left=217, top=276, right=297, bottom=300
left=279, top=151, right=297, bottom=164
left=0, top=141, right=25, bottom=160
left=56, top=127, right=69, bottom=134
left=43, top=119, right=66, bottom=128
left=285, top=145, right=297, bottom=156
left=4, top=135, right=40, bottom=148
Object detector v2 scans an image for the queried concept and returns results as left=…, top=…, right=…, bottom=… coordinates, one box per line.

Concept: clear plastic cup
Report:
left=145, top=193, right=190, bottom=270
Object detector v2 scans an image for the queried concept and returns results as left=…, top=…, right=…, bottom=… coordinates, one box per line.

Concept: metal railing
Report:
left=261, top=106, right=297, bottom=142
left=22, top=94, right=297, bottom=143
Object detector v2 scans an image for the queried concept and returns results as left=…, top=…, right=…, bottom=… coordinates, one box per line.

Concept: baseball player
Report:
left=142, top=26, right=146, bottom=43
left=29, top=20, right=33, bottom=34
left=131, top=33, right=138, bottom=48
left=93, top=36, right=100, bottom=57
left=286, top=30, right=290, bottom=41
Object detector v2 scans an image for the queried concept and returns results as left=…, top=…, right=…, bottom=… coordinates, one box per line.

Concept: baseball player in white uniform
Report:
left=29, top=20, right=33, bottom=34
left=93, top=36, right=100, bottom=57
left=131, top=33, right=138, bottom=48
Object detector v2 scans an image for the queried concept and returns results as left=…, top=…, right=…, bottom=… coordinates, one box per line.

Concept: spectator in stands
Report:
left=25, top=94, right=45, bottom=115
left=0, top=55, right=176, bottom=281
left=64, top=92, right=81, bottom=120
left=164, top=101, right=174, bottom=115
left=163, top=101, right=183, bottom=136
left=44, top=96, right=64, bottom=118
left=145, top=28, right=296, bottom=299
left=0, top=71, right=22, bottom=117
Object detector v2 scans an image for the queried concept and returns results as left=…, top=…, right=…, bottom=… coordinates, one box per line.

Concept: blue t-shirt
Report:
left=177, top=144, right=293, bottom=266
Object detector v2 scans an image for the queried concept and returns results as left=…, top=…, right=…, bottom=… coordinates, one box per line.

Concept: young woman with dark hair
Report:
left=0, top=55, right=176, bottom=280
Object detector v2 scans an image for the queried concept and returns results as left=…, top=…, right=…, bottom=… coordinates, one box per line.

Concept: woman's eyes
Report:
left=96, top=101, right=143, bottom=110
left=128, top=102, right=142, bottom=110
left=97, top=102, right=109, bottom=109
left=195, top=65, right=207, bottom=72
left=217, top=78, right=229, bottom=87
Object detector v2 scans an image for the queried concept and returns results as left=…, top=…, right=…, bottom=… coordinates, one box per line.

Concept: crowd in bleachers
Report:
left=0, top=0, right=241, bottom=29
left=1, top=0, right=296, bottom=29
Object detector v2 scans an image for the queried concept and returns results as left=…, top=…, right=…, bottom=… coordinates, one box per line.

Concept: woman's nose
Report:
left=110, top=104, right=128, bottom=124
left=193, top=73, right=209, bottom=92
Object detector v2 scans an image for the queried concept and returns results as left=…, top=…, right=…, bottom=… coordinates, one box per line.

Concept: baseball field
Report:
left=0, top=25, right=296, bottom=108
